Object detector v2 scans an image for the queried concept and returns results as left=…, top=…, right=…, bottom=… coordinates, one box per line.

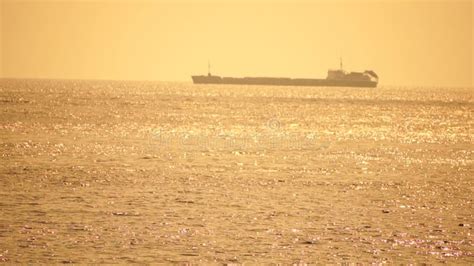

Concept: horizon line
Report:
left=0, top=76, right=472, bottom=89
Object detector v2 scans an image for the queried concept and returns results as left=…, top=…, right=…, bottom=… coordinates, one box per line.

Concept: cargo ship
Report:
left=192, top=60, right=378, bottom=88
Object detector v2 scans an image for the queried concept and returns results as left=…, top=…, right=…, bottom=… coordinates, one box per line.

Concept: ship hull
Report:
left=192, top=75, right=377, bottom=88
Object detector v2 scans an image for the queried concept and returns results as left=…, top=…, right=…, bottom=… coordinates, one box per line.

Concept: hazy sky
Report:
left=1, top=0, right=472, bottom=87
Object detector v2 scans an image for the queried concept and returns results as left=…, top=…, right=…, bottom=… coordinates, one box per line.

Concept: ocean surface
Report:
left=0, top=79, right=472, bottom=263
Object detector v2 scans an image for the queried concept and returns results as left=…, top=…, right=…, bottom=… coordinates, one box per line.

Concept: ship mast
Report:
left=340, top=57, right=343, bottom=70
left=208, top=60, right=211, bottom=76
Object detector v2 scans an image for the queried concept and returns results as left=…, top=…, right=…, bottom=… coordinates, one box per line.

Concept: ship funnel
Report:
left=364, top=70, right=378, bottom=81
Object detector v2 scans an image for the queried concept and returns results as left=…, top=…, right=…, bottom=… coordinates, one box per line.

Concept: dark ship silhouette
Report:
left=192, top=59, right=378, bottom=88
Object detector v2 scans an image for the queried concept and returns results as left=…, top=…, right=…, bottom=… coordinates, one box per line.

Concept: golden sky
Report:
left=1, top=0, right=472, bottom=87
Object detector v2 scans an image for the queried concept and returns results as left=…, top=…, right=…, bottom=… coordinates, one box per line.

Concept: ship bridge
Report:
left=327, top=69, right=378, bottom=82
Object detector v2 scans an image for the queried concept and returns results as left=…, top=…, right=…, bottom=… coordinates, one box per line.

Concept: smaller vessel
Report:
left=192, top=59, right=378, bottom=88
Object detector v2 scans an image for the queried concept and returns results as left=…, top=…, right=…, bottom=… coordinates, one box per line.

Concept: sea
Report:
left=0, top=79, right=472, bottom=263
